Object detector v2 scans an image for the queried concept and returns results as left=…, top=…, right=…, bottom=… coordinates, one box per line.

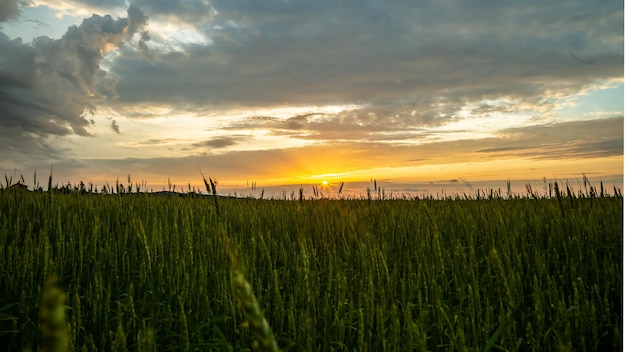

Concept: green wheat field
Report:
left=0, top=177, right=622, bottom=351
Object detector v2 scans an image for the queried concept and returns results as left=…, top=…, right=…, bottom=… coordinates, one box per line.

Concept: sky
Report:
left=0, top=0, right=623, bottom=197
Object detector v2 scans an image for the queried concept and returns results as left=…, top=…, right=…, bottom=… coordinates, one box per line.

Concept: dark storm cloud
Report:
left=126, top=3, right=153, bottom=61
left=0, top=5, right=150, bottom=139
left=0, top=0, right=21, bottom=23
left=111, top=0, right=622, bottom=123
left=0, top=131, right=75, bottom=175
left=127, top=3, right=149, bottom=36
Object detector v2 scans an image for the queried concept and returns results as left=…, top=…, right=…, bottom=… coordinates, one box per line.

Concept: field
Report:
left=0, top=183, right=622, bottom=351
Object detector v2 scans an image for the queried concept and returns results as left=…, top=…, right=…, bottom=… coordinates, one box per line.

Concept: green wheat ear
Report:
left=39, top=275, right=70, bottom=352
left=230, top=263, right=281, bottom=352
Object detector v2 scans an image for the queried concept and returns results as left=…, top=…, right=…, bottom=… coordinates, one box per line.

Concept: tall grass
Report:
left=0, top=182, right=622, bottom=351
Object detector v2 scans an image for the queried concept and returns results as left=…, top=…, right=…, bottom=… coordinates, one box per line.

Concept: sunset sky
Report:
left=0, top=0, right=623, bottom=196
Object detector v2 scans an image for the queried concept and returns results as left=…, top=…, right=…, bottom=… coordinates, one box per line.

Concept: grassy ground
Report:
left=0, top=187, right=622, bottom=351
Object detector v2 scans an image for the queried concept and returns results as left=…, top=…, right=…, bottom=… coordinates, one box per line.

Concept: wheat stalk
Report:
left=39, top=275, right=70, bottom=352
left=230, top=264, right=280, bottom=352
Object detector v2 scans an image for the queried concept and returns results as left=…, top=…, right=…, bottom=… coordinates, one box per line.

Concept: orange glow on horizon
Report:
left=244, top=155, right=621, bottom=189
left=44, top=150, right=622, bottom=193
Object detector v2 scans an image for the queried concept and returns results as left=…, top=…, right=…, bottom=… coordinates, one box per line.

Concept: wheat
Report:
left=39, top=275, right=69, bottom=352
left=230, top=265, right=280, bottom=352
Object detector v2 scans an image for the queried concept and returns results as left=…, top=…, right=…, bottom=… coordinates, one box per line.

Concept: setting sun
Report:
left=322, top=180, right=328, bottom=186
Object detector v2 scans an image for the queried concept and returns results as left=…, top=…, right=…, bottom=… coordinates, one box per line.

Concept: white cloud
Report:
left=29, top=0, right=127, bottom=18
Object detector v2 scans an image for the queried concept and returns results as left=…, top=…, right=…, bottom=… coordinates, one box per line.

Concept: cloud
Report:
left=2, top=0, right=623, bottom=184
left=190, top=135, right=252, bottom=149
left=126, top=3, right=153, bottom=61
left=491, top=116, right=624, bottom=160
left=74, top=0, right=126, bottom=9
left=29, top=0, right=128, bottom=17
left=131, top=0, right=215, bottom=24
left=107, top=0, right=622, bottom=134
left=0, top=0, right=21, bottom=23
left=110, top=119, right=120, bottom=133
left=127, top=3, right=149, bottom=36
left=123, top=138, right=185, bottom=147
left=0, top=131, right=75, bottom=175
left=0, top=5, right=150, bottom=141
left=3, top=115, right=619, bottom=190
left=222, top=102, right=470, bottom=142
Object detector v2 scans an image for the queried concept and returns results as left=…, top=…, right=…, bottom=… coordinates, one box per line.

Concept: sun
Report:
left=321, top=180, right=328, bottom=186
